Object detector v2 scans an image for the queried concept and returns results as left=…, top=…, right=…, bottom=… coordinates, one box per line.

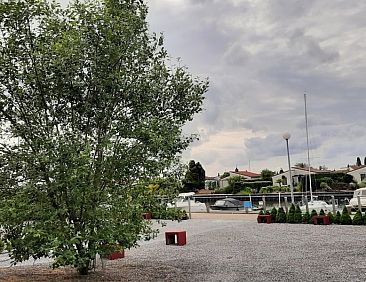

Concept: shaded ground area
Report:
left=1, top=213, right=366, bottom=281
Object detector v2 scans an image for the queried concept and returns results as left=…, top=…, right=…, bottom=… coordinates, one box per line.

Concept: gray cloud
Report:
left=57, top=0, right=366, bottom=175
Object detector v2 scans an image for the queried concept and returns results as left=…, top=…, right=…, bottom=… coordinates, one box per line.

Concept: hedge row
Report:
left=260, top=205, right=360, bottom=225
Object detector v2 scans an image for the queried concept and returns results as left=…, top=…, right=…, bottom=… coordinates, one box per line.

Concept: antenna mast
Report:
left=304, top=93, right=313, bottom=202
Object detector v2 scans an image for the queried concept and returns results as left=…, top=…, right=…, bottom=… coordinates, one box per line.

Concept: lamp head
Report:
left=282, top=132, right=291, bottom=140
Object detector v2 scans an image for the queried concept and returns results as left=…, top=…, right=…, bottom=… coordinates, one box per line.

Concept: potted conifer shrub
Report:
left=352, top=210, right=363, bottom=225
left=287, top=204, right=295, bottom=223
left=270, top=207, right=277, bottom=222
left=334, top=211, right=341, bottom=224
left=276, top=207, right=286, bottom=223
left=340, top=206, right=352, bottom=225
left=294, top=205, right=302, bottom=223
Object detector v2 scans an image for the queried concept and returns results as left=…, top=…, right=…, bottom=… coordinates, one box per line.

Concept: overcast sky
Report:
left=59, top=0, right=366, bottom=176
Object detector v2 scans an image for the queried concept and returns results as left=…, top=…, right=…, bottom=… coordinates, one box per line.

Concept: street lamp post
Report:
left=283, top=132, right=294, bottom=204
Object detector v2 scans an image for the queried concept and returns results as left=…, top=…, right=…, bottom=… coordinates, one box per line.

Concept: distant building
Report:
left=347, top=165, right=366, bottom=183
left=272, top=166, right=330, bottom=187
left=219, top=168, right=261, bottom=188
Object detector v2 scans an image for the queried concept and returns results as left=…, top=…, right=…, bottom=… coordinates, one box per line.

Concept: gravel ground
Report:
left=1, top=215, right=366, bottom=281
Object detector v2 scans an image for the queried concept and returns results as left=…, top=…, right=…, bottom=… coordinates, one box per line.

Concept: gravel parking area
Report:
left=1, top=214, right=366, bottom=281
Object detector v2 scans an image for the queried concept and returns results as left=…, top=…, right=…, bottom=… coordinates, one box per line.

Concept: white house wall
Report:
left=348, top=167, right=366, bottom=183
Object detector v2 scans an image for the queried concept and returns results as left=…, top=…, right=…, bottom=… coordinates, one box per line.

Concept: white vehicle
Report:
left=300, top=199, right=334, bottom=213
left=167, top=192, right=207, bottom=213
left=349, top=187, right=366, bottom=210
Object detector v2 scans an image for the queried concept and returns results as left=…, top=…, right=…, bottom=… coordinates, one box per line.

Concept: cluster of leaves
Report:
left=0, top=0, right=207, bottom=275
left=259, top=185, right=290, bottom=193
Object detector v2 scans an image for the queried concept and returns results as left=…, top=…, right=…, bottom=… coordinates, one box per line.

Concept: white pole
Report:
left=283, top=133, right=294, bottom=204
left=278, top=192, right=281, bottom=208
left=304, top=93, right=313, bottom=202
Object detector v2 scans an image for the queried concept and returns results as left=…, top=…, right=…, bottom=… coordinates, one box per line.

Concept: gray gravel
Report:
left=2, top=219, right=366, bottom=281
left=122, top=219, right=366, bottom=282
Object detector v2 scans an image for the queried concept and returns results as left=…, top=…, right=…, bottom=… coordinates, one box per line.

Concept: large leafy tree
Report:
left=0, top=0, right=208, bottom=274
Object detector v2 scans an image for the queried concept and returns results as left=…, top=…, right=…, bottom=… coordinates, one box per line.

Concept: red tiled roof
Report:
left=231, top=170, right=260, bottom=177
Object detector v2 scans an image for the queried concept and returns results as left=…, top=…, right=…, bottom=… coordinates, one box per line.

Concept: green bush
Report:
left=334, top=211, right=341, bottom=224
left=265, top=210, right=270, bottom=215
left=287, top=204, right=295, bottom=223
left=327, top=212, right=334, bottom=224
left=276, top=207, right=286, bottom=223
left=0, top=239, right=4, bottom=252
left=270, top=207, right=277, bottom=222
left=258, top=210, right=264, bottom=215
left=319, top=209, right=325, bottom=216
left=236, top=187, right=253, bottom=195
left=310, top=209, right=318, bottom=219
left=340, top=206, right=352, bottom=225
left=294, top=205, right=302, bottom=223
left=352, top=210, right=363, bottom=225
left=302, top=211, right=311, bottom=223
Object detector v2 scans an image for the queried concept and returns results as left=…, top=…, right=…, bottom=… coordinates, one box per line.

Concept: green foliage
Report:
left=352, top=210, right=363, bottom=225
left=236, top=187, right=253, bottom=195
left=327, top=212, right=335, bottom=224
left=258, top=210, right=264, bottom=215
left=310, top=209, right=318, bottom=220
left=0, top=239, right=4, bottom=252
left=270, top=207, right=277, bottom=222
left=294, top=205, right=302, bottom=223
left=319, top=209, right=325, bottom=216
left=181, top=160, right=205, bottom=192
left=220, top=172, right=230, bottom=179
left=276, top=207, right=286, bottom=223
left=0, top=0, right=207, bottom=275
left=334, top=211, right=341, bottom=224
left=226, top=176, right=246, bottom=194
left=259, top=185, right=289, bottom=193
left=287, top=204, right=295, bottom=223
left=340, top=207, right=352, bottom=225
left=302, top=211, right=311, bottom=223
left=260, top=169, right=275, bottom=181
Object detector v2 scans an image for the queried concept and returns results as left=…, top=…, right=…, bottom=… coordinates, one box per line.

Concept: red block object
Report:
left=165, top=230, right=186, bottom=246
left=257, top=214, right=272, bottom=224
left=106, top=250, right=125, bottom=260
left=312, top=215, right=330, bottom=225
left=143, top=212, right=152, bottom=220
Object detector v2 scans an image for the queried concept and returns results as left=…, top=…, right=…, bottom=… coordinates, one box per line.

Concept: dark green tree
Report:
left=352, top=210, right=363, bottom=225
left=181, top=160, right=205, bottom=192
left=270, top=207, right=277, bottom=222
left=287, top=204, right=295, bottom=223
left=334, top=211, right=342, bottom=224
left=327, top=212, right=334, bottom=224
left=340, top=207, right=352, bottom=225
left=225, top=176, right=245, bottom=194
left=276, top=207, right=286, bottom=223
left=319, top=209, right=325, bottom=216
left=220, top=172, right=230, bottom=179
left=294, top=205, right=302, bottom=223
left=260, top=169, right=275, bottom=181
left=0, top=0, right=208, bottom=275
left=357, top=157, right=362, bottom=166
left=302, top=211, right=311, bottom=223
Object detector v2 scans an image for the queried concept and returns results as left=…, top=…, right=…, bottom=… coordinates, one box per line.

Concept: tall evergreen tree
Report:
left=182, top=160, right=206, bottom=192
